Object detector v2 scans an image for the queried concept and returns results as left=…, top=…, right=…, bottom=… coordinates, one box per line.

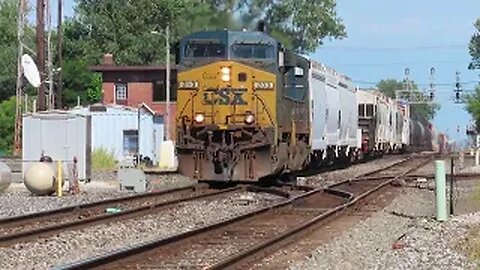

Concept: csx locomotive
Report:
left=175, top=28, right=445, bottom=182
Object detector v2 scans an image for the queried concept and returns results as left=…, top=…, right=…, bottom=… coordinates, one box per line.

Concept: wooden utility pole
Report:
left=14, top=0, right=27, bottom=156
left=56, top=0, right=63, bottom=109
left=46, top=0, right=53, bottom=110
left=36, top=0, right=46, bottom=111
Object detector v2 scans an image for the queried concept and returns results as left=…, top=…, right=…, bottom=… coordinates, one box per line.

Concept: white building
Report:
left=22, top=104, right=164, bottom=181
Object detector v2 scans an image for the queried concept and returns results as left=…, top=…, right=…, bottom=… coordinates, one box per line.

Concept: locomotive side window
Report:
left=184, top=40, right=226, bottom=58
left=231, top=43, right=274, bottom=59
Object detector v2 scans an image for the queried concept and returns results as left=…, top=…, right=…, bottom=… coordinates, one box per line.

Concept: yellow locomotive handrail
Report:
left=252, top=91, right=275, bottom=126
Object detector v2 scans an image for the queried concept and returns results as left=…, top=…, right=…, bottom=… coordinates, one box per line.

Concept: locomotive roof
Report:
left=181, top=30, right=278, bottom=46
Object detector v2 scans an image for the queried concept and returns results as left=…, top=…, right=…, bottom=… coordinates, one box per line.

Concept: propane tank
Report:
left=0, top=162, right=12, bottom=192
left=24, top=162, right=56, bottom=195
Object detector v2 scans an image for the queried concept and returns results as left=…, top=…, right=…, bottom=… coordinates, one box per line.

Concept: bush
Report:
left=91, top=148, right=117, bottom=171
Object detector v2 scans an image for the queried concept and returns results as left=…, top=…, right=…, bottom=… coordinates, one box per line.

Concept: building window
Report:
left=123, top=130, right=138, bottom=155
left=115, top=83, right=128, bottom=100
left=152, top=80, right=177, bottom=102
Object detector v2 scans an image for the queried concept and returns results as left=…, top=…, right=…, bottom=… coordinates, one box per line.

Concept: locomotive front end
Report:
left=176, top=31, right=281, bottom=181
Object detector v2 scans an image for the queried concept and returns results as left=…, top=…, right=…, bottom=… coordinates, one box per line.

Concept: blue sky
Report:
left=54, top=1, right=478, bottom=143
left=312, top=1, right=480, bottom=144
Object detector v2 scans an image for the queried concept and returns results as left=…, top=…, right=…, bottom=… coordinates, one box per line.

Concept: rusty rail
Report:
left=54, top=155, right=433, bottom=270
left=0, top=184, right=241, bottom=246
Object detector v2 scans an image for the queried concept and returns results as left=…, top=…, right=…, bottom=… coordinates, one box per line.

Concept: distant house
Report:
left=90, top=54, right=177, bottom=139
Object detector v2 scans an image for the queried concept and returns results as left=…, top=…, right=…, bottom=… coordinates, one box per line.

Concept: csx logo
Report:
left=203, top=88, right=248, bottom=105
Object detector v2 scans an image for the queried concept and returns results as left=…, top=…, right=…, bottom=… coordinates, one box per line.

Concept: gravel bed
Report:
left=0, top=191, right=285, bottom=269
left=0, top=173, right=195, bottom=218
left=288, top=186, right=479, bottom=270
left=303, top=155, right=407, bottom=188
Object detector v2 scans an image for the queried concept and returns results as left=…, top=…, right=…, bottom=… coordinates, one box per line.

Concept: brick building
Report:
left=90, top=54, right=177, bottom=139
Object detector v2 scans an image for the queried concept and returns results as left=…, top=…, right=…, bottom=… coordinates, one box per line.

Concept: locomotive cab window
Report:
left=231, top=43, right=274, bottom=59
left=184, top=40, right=226, bottom=58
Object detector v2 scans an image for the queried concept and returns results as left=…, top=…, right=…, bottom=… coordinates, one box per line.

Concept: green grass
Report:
left=91, top=148, right=117, bottom=171
left=456, top=225, right=480, bottom=267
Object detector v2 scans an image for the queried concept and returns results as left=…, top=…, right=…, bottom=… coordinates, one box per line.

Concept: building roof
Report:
left=89, top=65, right=177, bottom=72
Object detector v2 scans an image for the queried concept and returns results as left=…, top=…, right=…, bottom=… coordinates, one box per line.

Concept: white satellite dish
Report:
left=21, top=54, right=41, bottom=88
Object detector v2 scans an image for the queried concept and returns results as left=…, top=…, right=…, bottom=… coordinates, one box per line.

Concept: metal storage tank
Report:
left=70, top=103, right=164, bottom=165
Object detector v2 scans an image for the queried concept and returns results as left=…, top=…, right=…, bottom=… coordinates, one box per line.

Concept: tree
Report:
left=207, top=0, right=346, bottom=53
left=255, top=0, right=346, bottom=53
left=65, top=0, right=346, bottom=65
left=0, top=0, right=20, bottom=101
left=0, top=96, right=16, bottom=155
left=59, top=0, right=346, bottom=107
left=376, top=79, right=439, bottom=121
left=466, top=86, right=480, bottom=132
left=466, top=18, right=480, bottom=131
left=468, top=19, right=480, bottom=70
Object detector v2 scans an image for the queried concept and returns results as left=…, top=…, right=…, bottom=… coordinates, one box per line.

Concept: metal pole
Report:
left=165, top=24, right=170, bottom=141
left=56, top=0, right=63, bottom=109
left=36, top=0, right=46, bottom=111
left=450, top=157, right=454, bottom=215
left=435, top=160, right=447, bottom=221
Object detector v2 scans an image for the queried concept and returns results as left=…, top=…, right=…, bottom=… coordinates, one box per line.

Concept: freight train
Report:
left=174, top=28, right=446, bottom=182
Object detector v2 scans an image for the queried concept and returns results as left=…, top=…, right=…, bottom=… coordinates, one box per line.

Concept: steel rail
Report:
left=209, top=155, right=434, bottom=269
left=0, top=184, right=207, bottom=226
left=0, top=185, right=242, bottom=246
left=54, top=155, right=434, bottom=270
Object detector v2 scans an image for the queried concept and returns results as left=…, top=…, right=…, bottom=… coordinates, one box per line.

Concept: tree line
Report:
left=0, top=0, right=346, bottom=155
left=0, top=0, right=447, bottom=155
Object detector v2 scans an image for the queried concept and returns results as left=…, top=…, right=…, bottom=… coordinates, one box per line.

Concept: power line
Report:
left=353, top=80, right=479, bottom=86
left=334, top=60, right=471, bottom=67
left=321, top=44, right=468, bottom=51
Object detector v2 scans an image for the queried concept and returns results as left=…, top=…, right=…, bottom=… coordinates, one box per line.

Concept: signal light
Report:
left=455, top=92, right=460, bottom=100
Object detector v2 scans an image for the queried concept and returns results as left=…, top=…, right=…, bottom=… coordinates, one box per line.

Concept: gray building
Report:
left=22, top=104, right=164, bottom=181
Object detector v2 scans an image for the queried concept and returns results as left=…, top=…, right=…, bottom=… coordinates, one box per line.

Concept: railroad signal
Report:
left=453, top=71, right=465, bottom=104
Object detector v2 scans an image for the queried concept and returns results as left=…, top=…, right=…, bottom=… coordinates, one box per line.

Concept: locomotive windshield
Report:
left=184, top=39, right=226, bottom=58
left=231, top=43, right=275, bottom=59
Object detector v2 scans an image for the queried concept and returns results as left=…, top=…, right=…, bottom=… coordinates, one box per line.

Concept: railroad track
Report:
left=0, top=183, right=294, bottom=247
left=55, top=155, right=433, bottom=270
left=357, top=154, right=433, bottom=179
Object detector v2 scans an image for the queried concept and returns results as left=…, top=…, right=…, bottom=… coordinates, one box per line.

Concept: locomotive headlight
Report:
left=253, top=81, right=274, bottom=90
left=221, top=67, right=231, bottom=82
left=194, top=113, right=205, bottom=124
left=245, top=112, right=255, bottom=124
